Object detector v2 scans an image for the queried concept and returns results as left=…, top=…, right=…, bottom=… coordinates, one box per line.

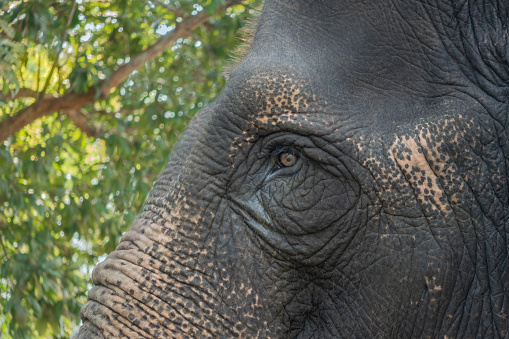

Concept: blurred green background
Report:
left=0, top=0, right=261, bottom=337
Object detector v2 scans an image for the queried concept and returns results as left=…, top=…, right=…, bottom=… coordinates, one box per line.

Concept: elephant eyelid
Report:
left=268, top=146, right=296, bottom=156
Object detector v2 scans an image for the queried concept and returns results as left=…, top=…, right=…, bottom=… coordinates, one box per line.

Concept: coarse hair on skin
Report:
left=222, top=6, right=262, bottom=79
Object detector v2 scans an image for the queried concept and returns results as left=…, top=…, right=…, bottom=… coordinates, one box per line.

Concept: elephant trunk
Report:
left=77, top=188, right=273, bottom=337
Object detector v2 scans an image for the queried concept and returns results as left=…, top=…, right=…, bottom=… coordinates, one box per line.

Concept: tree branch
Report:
left=0, top=0, right=243, bottom=143
left=0, top=91, right=95, bottom=143
left=99, top=0, right=242, bottom=96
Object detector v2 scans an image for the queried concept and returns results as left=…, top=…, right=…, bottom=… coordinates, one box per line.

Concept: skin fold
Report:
left=77, top=0, right=509, bottom=337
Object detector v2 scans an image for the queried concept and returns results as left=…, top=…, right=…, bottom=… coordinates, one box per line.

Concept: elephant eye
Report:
left=278, top=152, right=297, bottom=167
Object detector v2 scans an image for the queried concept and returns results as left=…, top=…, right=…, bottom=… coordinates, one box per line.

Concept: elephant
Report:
left=77, top=0, right=509, bottom=337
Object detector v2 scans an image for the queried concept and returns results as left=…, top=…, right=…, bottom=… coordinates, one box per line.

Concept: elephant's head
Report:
left=77, top=0, right=509, bottom=337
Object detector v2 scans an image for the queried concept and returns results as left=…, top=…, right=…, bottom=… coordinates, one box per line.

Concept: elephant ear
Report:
left=451, top=1, right=509, bottom=100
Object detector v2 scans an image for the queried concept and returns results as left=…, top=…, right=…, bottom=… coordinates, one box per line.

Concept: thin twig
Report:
left=64, top=109, right=103, bottom=138
left=150, top=0, right=187, bottom=18
left=0, top=224, right=10, bottom=260
left=39, top=0, right=78, bottom=98
left=0, top=88, right=53, bottom=101
left=90, top=108, right=134, bottom=116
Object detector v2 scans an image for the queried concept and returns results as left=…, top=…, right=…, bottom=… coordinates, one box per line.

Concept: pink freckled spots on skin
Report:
left=390, top=136, right=450, bottom=215
left=256, top=115, right=270, bottom=124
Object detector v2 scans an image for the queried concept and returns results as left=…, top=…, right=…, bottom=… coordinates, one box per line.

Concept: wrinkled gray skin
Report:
left=77, top=0, right=509, bottom=337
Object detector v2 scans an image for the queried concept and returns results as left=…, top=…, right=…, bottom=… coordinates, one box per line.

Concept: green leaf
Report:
left=0, top=0, right=263, bottom=336
left=0, top=18, right=15, bottom=39
left=4, top=295, right=18, bottom=315
left=25, top=295, right=42, bottom=317
left=207, top=0, right=223, bottom=15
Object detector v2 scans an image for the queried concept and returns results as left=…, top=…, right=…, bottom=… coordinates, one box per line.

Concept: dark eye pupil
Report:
left=280, top=153, right=296, bottom=167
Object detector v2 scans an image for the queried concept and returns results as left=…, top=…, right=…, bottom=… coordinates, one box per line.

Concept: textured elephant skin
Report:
left=77, top=0, right=509, bottom=338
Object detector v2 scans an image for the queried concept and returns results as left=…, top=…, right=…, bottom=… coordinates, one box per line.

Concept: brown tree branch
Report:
left=0, top=0, right=243, bottom=143
left=99, top=0, right=242, bottom=96
left=0, top=91, right=96, bottom=142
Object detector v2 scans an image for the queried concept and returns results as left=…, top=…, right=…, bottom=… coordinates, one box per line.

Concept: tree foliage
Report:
left=0, top=0, right=260, bottom=337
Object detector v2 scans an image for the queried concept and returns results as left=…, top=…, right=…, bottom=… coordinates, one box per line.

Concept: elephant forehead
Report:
left=231, top=71, right=318, bottom=121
